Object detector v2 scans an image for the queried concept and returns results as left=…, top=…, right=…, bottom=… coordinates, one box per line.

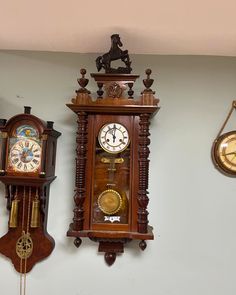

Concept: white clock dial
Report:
left=98, top=123, right=130, bottom=154
left=9, top=139, right=41, bottom=172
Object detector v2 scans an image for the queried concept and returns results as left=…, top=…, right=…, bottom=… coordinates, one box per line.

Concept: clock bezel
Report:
left=98, top=122, right=130, bottom=154
left=5, top=119, right=44, bottom=177
left=212, top=130, right=236, bottom=177
left=8, top=138, right=42, bottom=173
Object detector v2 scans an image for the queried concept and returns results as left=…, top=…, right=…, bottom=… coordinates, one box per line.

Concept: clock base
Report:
left=67, top=226, right=154, bottom=265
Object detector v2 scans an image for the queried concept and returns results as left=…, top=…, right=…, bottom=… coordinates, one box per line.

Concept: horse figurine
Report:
left=96, top=34, right=132, bottom=74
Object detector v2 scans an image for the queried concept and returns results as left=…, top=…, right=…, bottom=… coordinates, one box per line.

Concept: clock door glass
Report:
left=92, top=122, right=130, bottom=225
left=217, top=132, right=236, bottom=172
left=7, top=125, right=42, bottom=173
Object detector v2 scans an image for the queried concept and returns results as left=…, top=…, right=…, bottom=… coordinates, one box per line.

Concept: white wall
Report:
left=0, top=51, right=236, bottom=295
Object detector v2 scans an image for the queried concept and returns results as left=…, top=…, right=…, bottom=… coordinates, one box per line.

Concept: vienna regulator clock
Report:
left=67, top=34, right=160, bottom=265
left=0, top=106, right=61, bottom=274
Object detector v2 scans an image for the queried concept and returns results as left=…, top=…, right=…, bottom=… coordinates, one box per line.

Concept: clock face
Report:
left=9, top=139, right=41, bottom=172
left=98, top=123, right=130, bottom=154
left=213, top=131, right=236, bottom=175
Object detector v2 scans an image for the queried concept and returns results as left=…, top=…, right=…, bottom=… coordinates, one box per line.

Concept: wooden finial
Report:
left=47, top=121, right=54, bottom=129
left=97, top=82, right=104, bottom=98
left=24, top=106, right=31, bottom=114
left=142, top=69, right=155, bottom=94
left=128, top=83, right=134, bottom=99
left=0, top=119, right=7, bottom=127
left=76, top=69, right=90, bottom=94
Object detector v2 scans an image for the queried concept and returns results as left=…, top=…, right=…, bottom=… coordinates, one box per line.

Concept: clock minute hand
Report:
left=225, top=151, right=236, bottom=156
left=112, top=125, right=117, bottom=143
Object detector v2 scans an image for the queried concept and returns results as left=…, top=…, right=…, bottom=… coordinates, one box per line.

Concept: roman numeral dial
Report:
left=98, top=123, right=130, bottom=154
left=9, top=139, right=41, bottom=172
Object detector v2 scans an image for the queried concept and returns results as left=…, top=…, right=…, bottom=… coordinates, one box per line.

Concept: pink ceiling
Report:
left=1, top=0, right=236, bottom=56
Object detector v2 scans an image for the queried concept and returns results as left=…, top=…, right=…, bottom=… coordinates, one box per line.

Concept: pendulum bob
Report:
left=9, top=199, right=19, bottom=228
left=98, top=189, right=122, bottom=216
left=0, top=187, right=55, bottom=273
left=30, top=199, right=40, bottom=228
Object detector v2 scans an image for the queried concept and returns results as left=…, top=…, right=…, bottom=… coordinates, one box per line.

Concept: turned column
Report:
left=137, top=113, right=151, bottom=233
left=72, top=111, right=88, bottom=231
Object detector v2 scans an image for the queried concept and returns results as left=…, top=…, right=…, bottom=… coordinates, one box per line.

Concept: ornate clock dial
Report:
left=98, top=123, right=129, bottom=154
left=9, top=139, right=41, bottom=172
left=212, top=131, right=236, bottom=175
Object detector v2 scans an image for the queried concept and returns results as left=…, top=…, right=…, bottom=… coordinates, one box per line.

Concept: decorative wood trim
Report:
left=72, top=111, right=88, bottom=231
left=137, top=113, right=151, bottom=233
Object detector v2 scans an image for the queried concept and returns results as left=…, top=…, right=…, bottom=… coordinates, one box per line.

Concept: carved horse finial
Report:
left=96, top=34, right=132, bottom=74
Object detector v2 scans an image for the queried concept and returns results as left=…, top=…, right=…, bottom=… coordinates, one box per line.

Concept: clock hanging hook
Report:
left=216, top=100, right=236, bottom=139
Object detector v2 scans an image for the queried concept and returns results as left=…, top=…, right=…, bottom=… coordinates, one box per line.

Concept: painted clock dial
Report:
left=9, top=139, right=41, bottom=172
left=6, top=124, right=42, bottom=174
left=98, top=122, right=130, bottom=154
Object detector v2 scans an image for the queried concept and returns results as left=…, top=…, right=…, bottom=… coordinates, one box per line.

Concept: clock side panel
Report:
left=90, top=115, right=134, bottom=232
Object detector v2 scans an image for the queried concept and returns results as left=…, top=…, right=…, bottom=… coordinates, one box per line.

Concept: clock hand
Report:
left=112, top=124, right=117, bottom=143
left=225, top=151, right=236, bottom=156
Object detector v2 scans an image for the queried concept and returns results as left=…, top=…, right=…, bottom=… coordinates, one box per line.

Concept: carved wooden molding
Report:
left=72, top=112, right=88, bottom=231
left=137, top=113, right=151, bottom=233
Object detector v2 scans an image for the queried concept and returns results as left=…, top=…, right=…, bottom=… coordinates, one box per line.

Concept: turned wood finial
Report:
left=142, top=69, right=155, bottom=94
left=24, top=106, right=31, bottom=114
left=76, top=68, right=90, bottom=94
left=128, top=82, right=134, bottom=99
left=0, top=119, right=7, bottom=127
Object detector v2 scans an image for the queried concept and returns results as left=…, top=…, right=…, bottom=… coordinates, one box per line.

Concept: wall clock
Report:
left=0, top=106, right=61, bottom=280
left=212, top=100, right=236, bottom=176
left=67, top=35, right=160, bottom=265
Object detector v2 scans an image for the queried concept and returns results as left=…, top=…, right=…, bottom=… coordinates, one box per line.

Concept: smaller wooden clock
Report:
left=67, top=34, right=160, bottom=265
left=0, top=106, right=61, bottom=274
left=212, top=100, right=236, bottom=176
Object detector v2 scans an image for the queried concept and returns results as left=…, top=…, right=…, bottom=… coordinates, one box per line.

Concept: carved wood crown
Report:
left=70, top=69, right=159, bottom=109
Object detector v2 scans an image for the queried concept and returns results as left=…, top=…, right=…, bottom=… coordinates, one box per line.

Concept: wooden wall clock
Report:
left=212, top=100, right=236, bottom=176
left=0, top=106, right=61, bottom=276
left=67, top=34, right=160, bottom=265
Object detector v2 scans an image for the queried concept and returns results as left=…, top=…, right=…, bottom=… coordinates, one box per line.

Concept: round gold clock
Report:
left=212, top=131, right=236, bottom=176
left=98, top=122, right=129, bottom=154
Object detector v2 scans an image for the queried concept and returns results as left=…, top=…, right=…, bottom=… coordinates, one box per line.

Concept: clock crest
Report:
left=67, top=35, right=160, bottom=265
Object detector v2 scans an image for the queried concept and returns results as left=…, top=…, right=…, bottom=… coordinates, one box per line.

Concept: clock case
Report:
left=211, top=100, right=236, bottom=177
left=67, top=69, right=159, bottom=265
left=0, top=106, right=61, bottom=272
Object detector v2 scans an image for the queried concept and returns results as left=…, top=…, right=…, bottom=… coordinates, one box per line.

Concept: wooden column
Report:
left=137, top=113, right=151, bottom=233
left=72, top=111, right=88, bottom=231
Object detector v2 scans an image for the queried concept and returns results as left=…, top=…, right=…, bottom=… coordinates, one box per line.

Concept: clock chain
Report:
left=216, top=100, right=236, bottom=138
left=19, top=186, right=32, bottom=295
